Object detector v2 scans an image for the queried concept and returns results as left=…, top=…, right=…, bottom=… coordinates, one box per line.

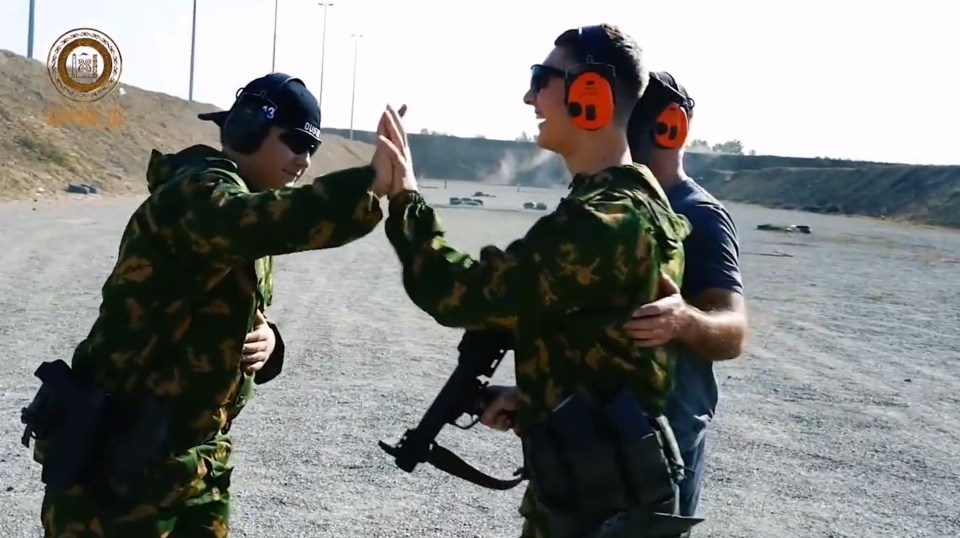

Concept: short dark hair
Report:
left=554, top=24, right=648, bottom=126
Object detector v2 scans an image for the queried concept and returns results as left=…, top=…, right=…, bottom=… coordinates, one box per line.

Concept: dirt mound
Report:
left=5, top=46, right=959, bottom=229
left=696, top=164, right=960, bottom=228
left=0, top=49, right=374, bottom=201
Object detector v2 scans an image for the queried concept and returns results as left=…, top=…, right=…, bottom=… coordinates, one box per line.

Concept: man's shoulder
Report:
left=131, top=147, right=248, bottom=247
left=668, top=178, right=737, bottom=230
left=668, top=178, right=728, bottom=214
left=560, top=165, right=692, bottom=248
left=147, top=145, right=246, bottom=197
left=571, top=164, right=668, bottom=208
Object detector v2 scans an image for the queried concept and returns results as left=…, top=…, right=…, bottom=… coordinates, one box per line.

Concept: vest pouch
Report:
left=603, top=389, right=679, bottom=506
left=588, top=509, right=704, bottom=538
left=19, top=360, right=110, bottom=494
left=523, top=419, right=576, bottom=511
left=522, top=388, right=692, bottom=538
left=524, top=395, right=628, bottom=538
left=549, top=393, right=629, bottom=517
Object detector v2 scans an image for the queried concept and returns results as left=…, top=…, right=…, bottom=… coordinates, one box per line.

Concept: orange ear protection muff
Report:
left=653, top=102, right=689, bottom=149
left=565, top=25, right=617, bottom=131
left=649, top=71, right=692, bottom=149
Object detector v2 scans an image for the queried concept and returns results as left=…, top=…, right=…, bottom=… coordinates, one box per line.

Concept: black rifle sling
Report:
left=427, top=442, right=525, bottom=490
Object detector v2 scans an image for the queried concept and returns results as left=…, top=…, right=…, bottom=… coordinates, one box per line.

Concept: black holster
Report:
left=521, top=388, right=704, bottom=538
left=20, top=360, right=170, bottom=512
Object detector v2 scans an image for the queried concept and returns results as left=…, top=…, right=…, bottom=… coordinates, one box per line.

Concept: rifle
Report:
left=378, top=330, right=526, bottom=490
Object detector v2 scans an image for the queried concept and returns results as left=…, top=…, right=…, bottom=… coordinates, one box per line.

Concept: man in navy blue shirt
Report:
left=623, top=71, right=749, bottom=521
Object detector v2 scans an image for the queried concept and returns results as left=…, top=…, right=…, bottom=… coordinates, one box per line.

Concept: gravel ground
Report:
left=0, top=180, right=958, bottom=537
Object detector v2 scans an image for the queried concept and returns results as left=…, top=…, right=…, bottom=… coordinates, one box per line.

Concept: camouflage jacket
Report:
left=385, top=164, right=690, bottom=537
left=62, top=144, right=383, bottom=509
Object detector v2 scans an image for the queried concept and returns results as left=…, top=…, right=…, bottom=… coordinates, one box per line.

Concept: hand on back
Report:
left=624, top=274, right=687, bottom=347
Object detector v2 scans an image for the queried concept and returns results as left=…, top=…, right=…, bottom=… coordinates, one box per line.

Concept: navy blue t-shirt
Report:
left=663, top=177, right=743, bottom=452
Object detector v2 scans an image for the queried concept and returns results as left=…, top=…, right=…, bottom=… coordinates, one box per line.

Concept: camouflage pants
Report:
left=41, top=485, right=230, bottom=538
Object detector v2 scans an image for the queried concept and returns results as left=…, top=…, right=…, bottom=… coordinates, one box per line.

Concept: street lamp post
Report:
left=271, top=0, right=279, bottom=72
left=349, top=33, right=362, bottom=140
left=317, top=2, right=334, bottom=109
left=27, top=0, right=36, bottom=59
left=189, top=0, right=198, bottom=100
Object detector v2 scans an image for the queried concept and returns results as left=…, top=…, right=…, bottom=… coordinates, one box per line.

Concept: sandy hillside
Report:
left=0, top=49, right=373, bottom=201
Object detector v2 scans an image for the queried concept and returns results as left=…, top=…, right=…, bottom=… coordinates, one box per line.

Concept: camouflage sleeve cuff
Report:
left=388, top=189, right=419, bottom=215
left=385, top=190, right=446, bottom=261
left=312, top=164, right=376, bottom=196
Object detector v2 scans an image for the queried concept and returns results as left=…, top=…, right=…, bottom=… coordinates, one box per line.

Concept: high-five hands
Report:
left=380, top=104, right=417, bottom=197
left=371, top=104, right=418, bottom=198
left=371, top=107, right=400, bottom=198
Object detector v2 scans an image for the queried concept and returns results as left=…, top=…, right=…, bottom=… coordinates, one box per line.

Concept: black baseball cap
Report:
left=197, top=72, right=322, bottom=142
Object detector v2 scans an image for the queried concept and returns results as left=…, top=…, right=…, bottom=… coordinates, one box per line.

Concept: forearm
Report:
left=385, top=190, right=640, bottom=329
left=385, top=190, right=497, bottom=328
left=180, top=165, right=383, bottom=263
left=385, top=190, right=444, bottom=268
left=678, top=305, right=746, bottom=361
left=297, top=165, right=383, bottom=249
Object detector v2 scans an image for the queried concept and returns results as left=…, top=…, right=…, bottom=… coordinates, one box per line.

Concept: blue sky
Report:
left=2, top=0, right=957, bottom=165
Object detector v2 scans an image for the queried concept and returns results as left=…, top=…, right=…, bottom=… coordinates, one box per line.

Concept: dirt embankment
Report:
left=0, top=49, right=373, bottom=201
left=2, top=47, right=957, bottom=229
left=327, top=127, right=960, bottom=230
left=693, top=163, right=960, bottom=228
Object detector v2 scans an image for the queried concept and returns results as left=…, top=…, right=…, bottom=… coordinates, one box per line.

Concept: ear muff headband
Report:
left=565, top=25, right=617, bottom=131
left=222, top=73, right=302, bottom=154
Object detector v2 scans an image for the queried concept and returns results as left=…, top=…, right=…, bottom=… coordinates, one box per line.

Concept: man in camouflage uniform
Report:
left=375, top=25, right=701, bottom=538
left=32, top=73, right=398, bottom=537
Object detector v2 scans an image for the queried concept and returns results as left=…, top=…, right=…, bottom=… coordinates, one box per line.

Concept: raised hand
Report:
left=370, top=110, right=395, bottom=198
left=377, top=104, right=418, bottom=197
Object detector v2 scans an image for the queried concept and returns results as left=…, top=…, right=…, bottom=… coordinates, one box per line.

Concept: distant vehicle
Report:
left=449, top=197, right=483, bottom=206
left=757, top=224, right=811, bottom=234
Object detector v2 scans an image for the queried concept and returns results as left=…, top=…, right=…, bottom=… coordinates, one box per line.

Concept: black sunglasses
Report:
left=530, top=64, right=566, bottom=93
left=279, top=130, right=321, bottom=156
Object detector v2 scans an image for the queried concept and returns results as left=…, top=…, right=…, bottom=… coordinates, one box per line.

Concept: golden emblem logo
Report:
left=46, top=28, right=123, bottom=102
